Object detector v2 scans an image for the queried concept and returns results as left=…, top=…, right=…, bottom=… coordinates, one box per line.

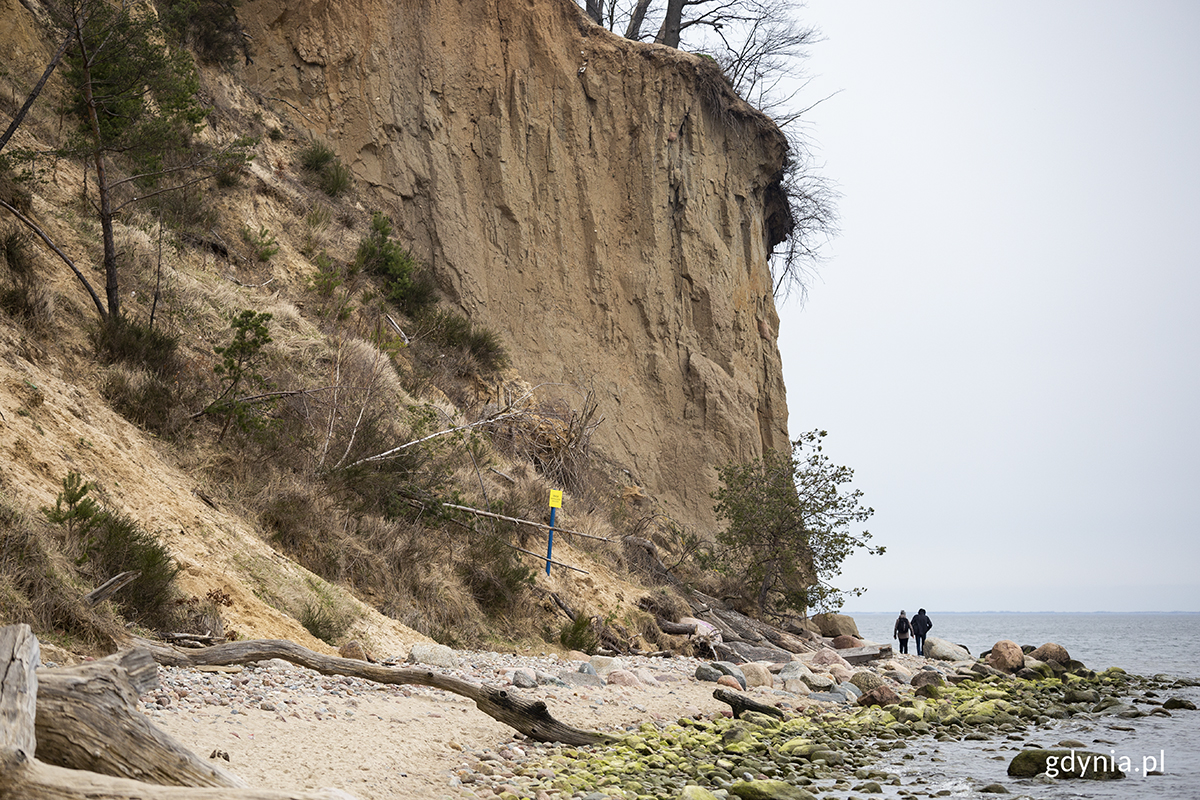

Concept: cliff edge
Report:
left=250, top=0, right=789, bottom=531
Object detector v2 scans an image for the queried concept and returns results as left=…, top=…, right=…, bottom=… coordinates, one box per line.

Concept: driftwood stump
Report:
left=1, top=624, right=358, bottom=798
left=133, top=636, right=616, bottom=746
left=712, top=687, right=787, bottom=720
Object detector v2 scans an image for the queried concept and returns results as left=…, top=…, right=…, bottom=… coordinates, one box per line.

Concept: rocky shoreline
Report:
left=130, top=636, right=1199, bottom=800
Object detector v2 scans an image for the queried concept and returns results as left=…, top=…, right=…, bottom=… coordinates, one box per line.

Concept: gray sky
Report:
left=777, top=1, right=1200, bottom=612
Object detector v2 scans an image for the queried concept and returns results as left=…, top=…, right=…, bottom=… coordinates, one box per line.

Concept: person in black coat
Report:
left=911, top=608, right=933, bottom=656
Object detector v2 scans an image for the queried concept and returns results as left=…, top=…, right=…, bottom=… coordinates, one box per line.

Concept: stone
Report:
left=850, top=670, right=884, bottom=693
left=741, top=662, right=774, bottom=688
left=831, top=634, right=863, bottom=649
left=782, top=678, right=810, bottom=694
left=337, top=640, right=370, bottom=662
left=558, top=671, right=605, bottom=688
left=924, top=637, right=971, bottom=661
left=630, top=667, right=659, bottom=685
left=979, top=783, right=1009, bottom=793
left=577, top=662, right=598, bottom=675
left=915, top=684, right=943, bottom=699
left=828, top=663, right=854, bottom=683
left=406, top=643, right=458, bottom=668
left=717, top=675, right=743, bottom=689
left=811, top=647, right=852, bottom=669
left=801, top=673, right=834, bottom=691
left=588, top=655, right=617, bottom=676
left=511, top=669, right=538, bottom=688
left=728, top=779, right=818, bottom=799
left=856, top=686, right=901, bottom=707
left=986, top=640, right=1025, bottom=673
left=605, top=669, right=642, bottom=687
left=911, top=670, right=946, bottom=689
left=1163, top=697, right=1197, bottom=710
left=883, top=670, right=911, bottom=684
left=1007, top=749, right=1125, bottom=780
left=695, top=663, right=723, bottom=682
left=713, top=661, right=748, bottom=689
left=807, top=691, right=849, bottom=704
left=565, top=650, right=591, bottom=662
left=1028, top=642, right=1070, bottom=664
left=680, top=787, right=722, bottom=800
left=810, top=612, right=861, bottom=638
left=777, top=662, right=812, bottom=681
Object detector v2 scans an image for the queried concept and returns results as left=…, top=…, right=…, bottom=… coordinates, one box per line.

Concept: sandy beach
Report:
left=136, top=650, right=745, bottom=800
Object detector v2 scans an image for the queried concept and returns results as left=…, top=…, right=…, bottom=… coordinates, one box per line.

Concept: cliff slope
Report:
left=241, top=0, right=792, bottom=532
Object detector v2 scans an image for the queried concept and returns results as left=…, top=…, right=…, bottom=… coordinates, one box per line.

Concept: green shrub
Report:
left=414, top=308, right=509, bottom=373
left=318, top=160, right=353, bottom=197
left=91, top=316, right=181, bottom=377
left=299, top=140, right=336, bottom=173
left=42, top=472, right=181, bottom=627
left=559, top=613, right=598, bottom=654
left=354, top=213, right=440, bottom=315
left=456, top=533, right=534, bottom=614
left=157, top=0, right=246, bottom=66
left=101, top=367, right=181, bottom=435
left=242, top=225, right=279, bottom=261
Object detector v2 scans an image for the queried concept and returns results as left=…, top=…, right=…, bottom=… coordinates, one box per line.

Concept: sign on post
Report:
left=546, top=490, right=562, bottom=575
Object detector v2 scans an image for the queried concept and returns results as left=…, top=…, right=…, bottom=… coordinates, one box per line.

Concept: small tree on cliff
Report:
left=0, top=0, right=252, bottom=322
left=711, top=430, right=881, bottom=616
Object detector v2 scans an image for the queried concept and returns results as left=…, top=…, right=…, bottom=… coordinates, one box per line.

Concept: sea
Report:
left=837, top=612, right=1200, bottom=799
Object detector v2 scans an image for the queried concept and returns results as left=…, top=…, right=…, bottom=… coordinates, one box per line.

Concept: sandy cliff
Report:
left=240, top=0, right=793, bottom=532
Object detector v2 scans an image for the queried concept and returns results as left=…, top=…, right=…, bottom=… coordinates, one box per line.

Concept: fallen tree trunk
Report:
left=34, top=648, right=245, bottom=787
left=2, top=624, right=355, bottom=800
left=133, top=636, right=615, bottom=746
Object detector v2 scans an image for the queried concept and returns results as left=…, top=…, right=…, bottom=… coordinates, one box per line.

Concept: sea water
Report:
left=837, top=612, right=1200, bottom=799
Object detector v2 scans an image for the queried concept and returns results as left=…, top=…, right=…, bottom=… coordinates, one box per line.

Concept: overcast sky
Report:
left=777, top=1, right=1200, bottom=613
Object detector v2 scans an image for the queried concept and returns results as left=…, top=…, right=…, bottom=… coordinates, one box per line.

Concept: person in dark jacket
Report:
left=893, top=610, right=911, bottom=654
left=911, top=608, right=933, bottom=656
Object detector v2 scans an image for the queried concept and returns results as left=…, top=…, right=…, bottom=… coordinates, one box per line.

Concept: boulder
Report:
left=924, top=637, right=971, bottom=661
left=606, top=669, right=642, bottom=688
left=741, top=662, right=775, bottom=688
left=728, top=778, right=818, bottom=800
left=986, top=640, right=1025, bottom=673
left=856, top=686, right=901, bottom=707
left=717, top=675, right=743, bottom=689
left=1007, top=749, right=1125, bottom=780
left=911, top=670, right=946, bottom=689
left=558, top=670, right=605, bottom=688
left=811, top=647, right=852, bottom=669
left=1028, top=642, right=1070, bottom=664
left=831, top=635, right=863, bottom=650
left=510, top=668, right=538, bottom=688
left=589, top=655, right=618, bottom=676
left=680, top=787, right=723, bottom=800
left=782, top=678, right=810, bottom=694
left=713, top=661, right=748, bottom=689
left=850, top=670, right=884, bottom=693
left=778, top=661, right=812, bottom=681
left=1164, top=697, right=1197, bottom=710
left=828, top=663, right=854, bottom=683
left=406, top=643, right=458, bottom=668
left=802, top=673, right=834, bottom=691
left=695, top=663, right=723, bottom=682
left=337, top=640, right=370, bottom=662
left=811, top=612, right=861, bottom=638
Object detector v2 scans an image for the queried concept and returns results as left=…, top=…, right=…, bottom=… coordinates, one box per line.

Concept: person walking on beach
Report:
left=893, top=610, right=911, bottom=654
left=911, top=608, right=933, bottom=656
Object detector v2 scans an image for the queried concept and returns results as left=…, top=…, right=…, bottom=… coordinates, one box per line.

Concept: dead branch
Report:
left=132, top=637, right=615, bottom=746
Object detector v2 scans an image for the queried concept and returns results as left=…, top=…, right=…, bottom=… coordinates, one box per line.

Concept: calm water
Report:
left=836, top=612, right=1200, bottom=799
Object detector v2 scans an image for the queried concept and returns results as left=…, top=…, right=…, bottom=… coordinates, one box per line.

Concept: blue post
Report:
left=546, top=506, right=556, bottom=576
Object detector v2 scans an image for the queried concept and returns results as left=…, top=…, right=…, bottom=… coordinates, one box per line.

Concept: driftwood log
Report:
left=712, top=688, right=787, bottom=720
left=1, top=624, right=359, bottom=799
left=34, top=648, right=245, bottom=787
left=133, top=636, right=616, bottom=746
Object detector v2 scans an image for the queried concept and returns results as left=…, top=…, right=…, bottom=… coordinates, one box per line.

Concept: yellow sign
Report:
left=548, top=490, right=563, bottom=509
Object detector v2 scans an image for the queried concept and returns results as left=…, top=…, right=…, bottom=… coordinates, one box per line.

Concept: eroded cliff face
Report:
left=241, top=0, right=790, bottom=532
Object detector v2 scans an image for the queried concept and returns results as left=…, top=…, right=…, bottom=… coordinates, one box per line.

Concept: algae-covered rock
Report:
left=911, top=670, right=946, bottom=689
left=679, top=787, right=723, bottom=800
left=1164, top=697, right=1197, bottom=710
left=729, top=778, right=819, bottom=799
left=1007, top=749, right=1125, bottom=779
left=850, top=670, right=884, bottom=693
